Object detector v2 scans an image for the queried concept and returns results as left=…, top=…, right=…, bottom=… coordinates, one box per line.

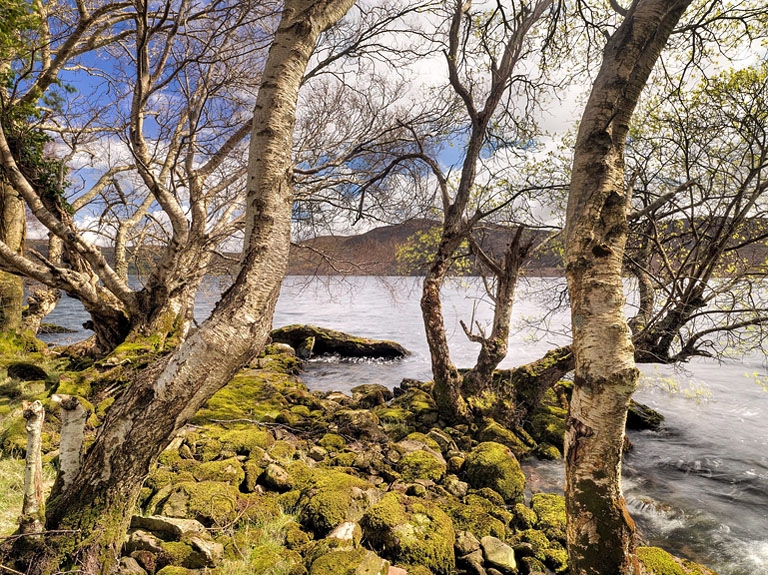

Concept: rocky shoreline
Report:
left=0, top=334, right=718, bottom=575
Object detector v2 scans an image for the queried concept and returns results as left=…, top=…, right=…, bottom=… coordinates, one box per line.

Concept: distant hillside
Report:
left=288, top=218, right=564, bottom=276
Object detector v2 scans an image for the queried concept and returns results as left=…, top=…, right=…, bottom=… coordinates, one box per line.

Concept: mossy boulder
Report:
left=192, top=368, right=303, bottom=425
left=463, top=442, right=526, bottom=503
left=398, top=450, right=446, bottom=482
left=527, top=389, right=567, bottom=451
left=216, top=427, right=275, bottom=454
left=247, top=545, right=304, bottom=575
left=361, top=492, right=455, bottom=575
left=386, top=388, right=439, bottom=427
left=192, top=458, right=245, bottom=485
left=530, top=493, right=566, bottom=543
left=297, top=470, right=376, bottom=536
left=318, top=433, right=346, bottom=452
left=149, top=481, right=241, bottom=527
left=444, top=500, right=507, bottom=540
left=637, top=547, right=719, bottom=575
left=627, top=400, right=665, bottom=431
left=476, top=419, right=534, bottom=458
left=309, top=548, right=390, bottom=575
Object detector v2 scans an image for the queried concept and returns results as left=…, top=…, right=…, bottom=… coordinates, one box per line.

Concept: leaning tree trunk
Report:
left=563, top=2, right=693, bottom=575
left=421, top=233, right=471, bottom=421
left=7, top=1, right=355, bottom=572
left=0, top=176, right=25, bottom=332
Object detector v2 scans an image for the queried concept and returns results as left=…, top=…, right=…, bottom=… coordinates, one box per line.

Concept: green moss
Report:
left=215, top=427, right=275, bottom=454
left=193, top=458, right=245, bottom=485
left=444, top=500, right=506, bottom=539
left=156, top=567, right=195, bottom=575
left=298, top=470, right=372, bottom=536
left=0, top=417, right=26, bottom=456
left=330, top=452, right=357, bottom=467
left=531, top=493, right=566, bottom=542
left=243, top=460, right=265, bottom=492
left=515, top=529, right=552, bottom=563
left=160, top=541, right=196, bottom=566
left=527, top=389, right=567, bottom=451
left=535, top=442, right=562, bottom=460
left=318, top=433, right=346, bottom=451
left=463, top=442, right=526, bottom=503
left=398, top=450, right=446, bottom=482
left=361, top=492, right=455, bottom=575
left=192, top=368, right=305, bottom=425
left=637, top=546, right=717, bottom=575
left=476, top=420, right=534, bottom=458
left=309, top=549, right=387, bottom=575
left=463, top=494, right=512, bottom=525
left=285, top=521, right=310, bottom=549
left=269, top=440, right=297, bottom=461
left=512, top=503, right=538, bottom=530
left=151, top=481, right=241, bottom=527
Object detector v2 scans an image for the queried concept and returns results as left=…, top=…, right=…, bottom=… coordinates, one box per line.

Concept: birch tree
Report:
left=563, top=2, right=693, bottom=573
left=2, top=0, right=355, bottom=572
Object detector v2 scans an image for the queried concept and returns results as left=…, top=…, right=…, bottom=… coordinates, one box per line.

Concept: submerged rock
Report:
left=271, top=324, right=410, bottom=359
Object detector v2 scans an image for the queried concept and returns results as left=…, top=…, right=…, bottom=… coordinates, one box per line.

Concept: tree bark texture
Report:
left=7, top=1, right=355, bottom=572
left=563, top=2, right=693, bottom=575
left=0, top=176, right=25, bottom=332
left=21, top=400, right=45, bottom=535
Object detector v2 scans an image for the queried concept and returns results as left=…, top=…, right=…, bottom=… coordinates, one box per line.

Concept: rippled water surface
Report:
left=42, top=275, right=768, bottom=575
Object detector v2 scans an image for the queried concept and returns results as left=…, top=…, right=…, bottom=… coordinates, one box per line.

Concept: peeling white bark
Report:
left=21, top=401, right=45, bottom=535
left=53, top=395, right=87, bottom=492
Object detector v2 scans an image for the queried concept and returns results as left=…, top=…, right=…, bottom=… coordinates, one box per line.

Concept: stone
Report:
left=397, top=449, right=446, bottom=482
left=327, top=521, right=363, bottom=547
left=189, top=536, right=224, bottom=566
left=387, top=567, right=408, bottom=575
left=309, top=548, right=390, bottom=575
left=130, top=516, right=208, bottom=539
left=458, top=549, right=487, bottom=575
left=118, top=557, right=148, bottom=575
left=271, top=324, right=410, bottom=359
left=351, top=384, right=393, bottom=408
left=309, top=445, right=328, bottom=461
left=443, top=474, right=469, bottom=498
left=124, top=529, right=164, bottom=554
left=262, top=463, right=293, bottom=491
left=464, top=442, right=526, bottom=503
left=481, top=536, right=517, bottom=574
left=361, top=492, right=455, bottom=575
left=530, top=493, right=566, bottom=543
left=627, top=400, right=665, bottom=431
left=455, top=530, right=481, bottom=556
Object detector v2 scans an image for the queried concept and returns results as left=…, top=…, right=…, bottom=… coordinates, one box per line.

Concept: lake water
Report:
left=41, top=276, right=768, bottom=575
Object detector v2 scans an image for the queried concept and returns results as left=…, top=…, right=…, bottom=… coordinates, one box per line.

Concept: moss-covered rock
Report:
left=476, top=419, right=535, bottom=458
left=309, top=548, right=390, bottom=575
left=398, top=450, right=446, bottom=482
left=444, top=500, right=507, bottom=540
left=385, top=388, right=439, bottom=428
left=216, top=427, right=275, bottom=454
left=637, top=547, right=718, bottom=575
left=527, top=388, right=567, bottom=451
left=318, top=433, right=346, bottom=452
left=192, top=458, right=245, bottom=485
left=530, top=493, right=566, bottom=543
left=463, top=442, right=525, bottom=504
left=297, top=470, right=375, bottom=536
left=361, top=492, right=455, bottom=575
left=149, top=481, right=241, bottom=527
left=512, top=502, right=538, bottom=530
